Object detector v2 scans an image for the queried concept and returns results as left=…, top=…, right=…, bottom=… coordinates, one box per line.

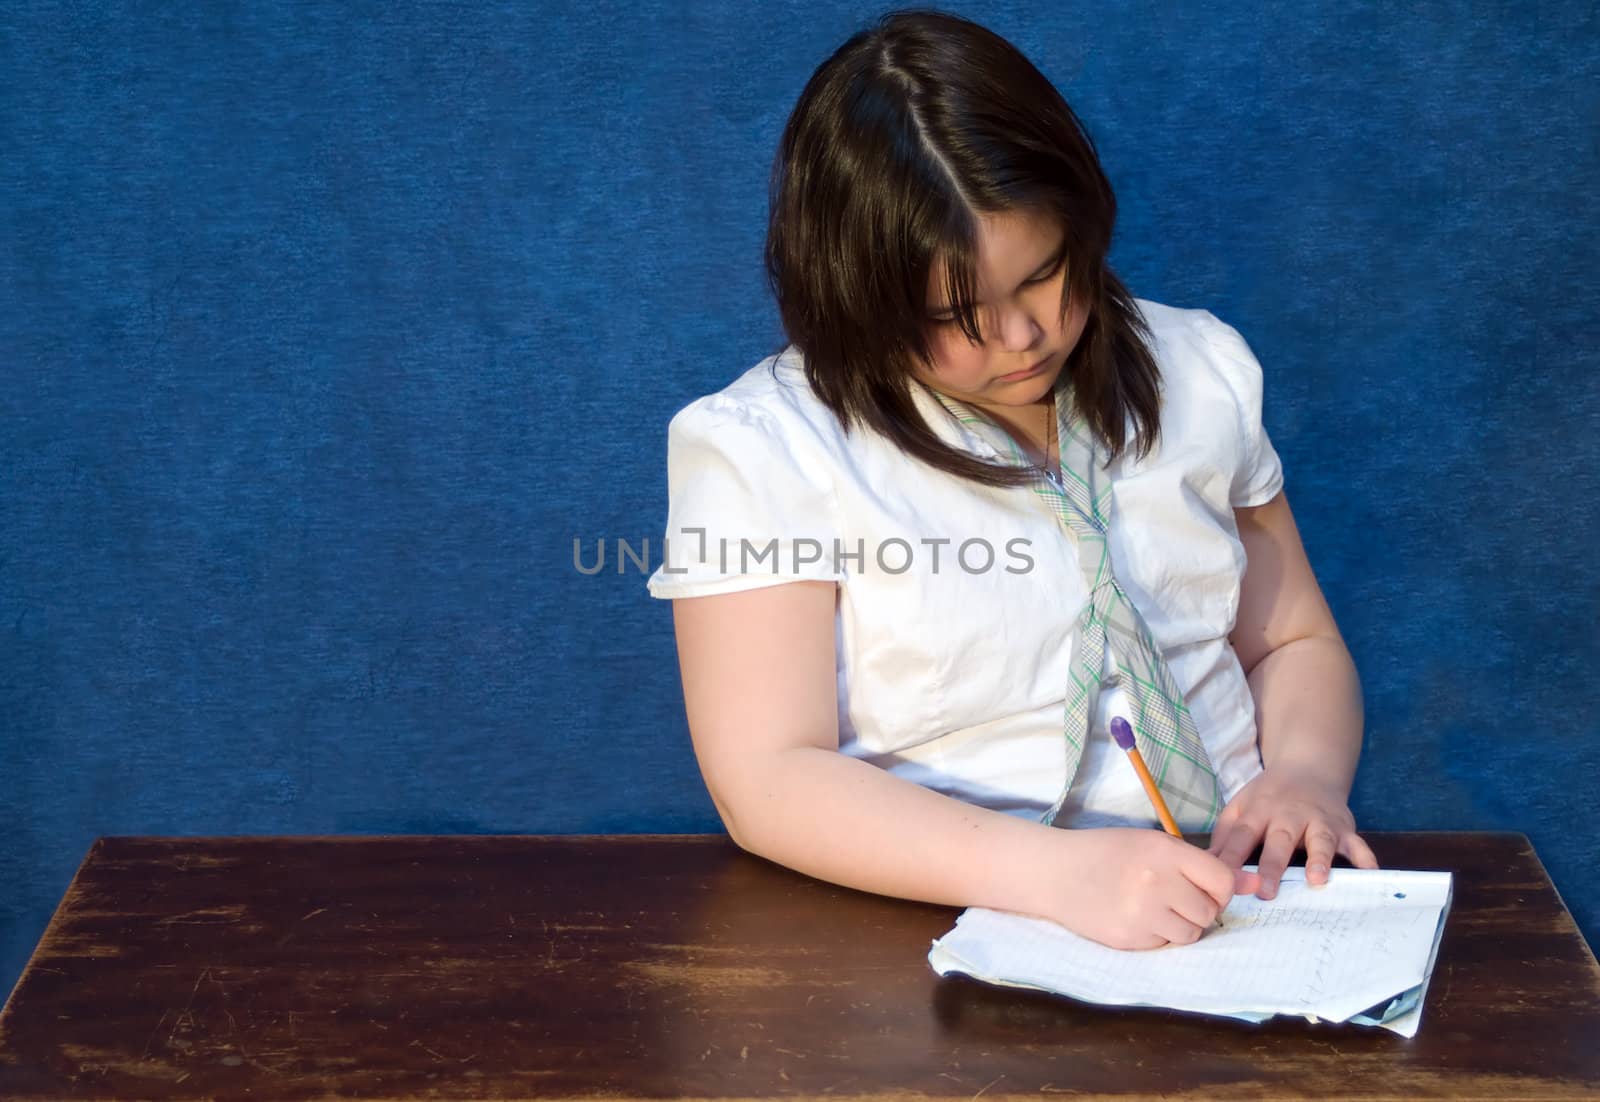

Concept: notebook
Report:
left=927, top=866, right=1453, bottom=1036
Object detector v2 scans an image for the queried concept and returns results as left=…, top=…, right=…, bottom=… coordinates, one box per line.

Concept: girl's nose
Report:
left=990, top=301, right=1044, bottom=353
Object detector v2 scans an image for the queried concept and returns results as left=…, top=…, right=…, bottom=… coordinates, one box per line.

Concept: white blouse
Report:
left=646, top=298, right=1284, bottom=828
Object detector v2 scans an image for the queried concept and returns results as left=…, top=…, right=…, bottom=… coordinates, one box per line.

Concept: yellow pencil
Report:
left=1109, top=716, right=1182, bottom=836
left=1111, top=716, right=1224, bottom=930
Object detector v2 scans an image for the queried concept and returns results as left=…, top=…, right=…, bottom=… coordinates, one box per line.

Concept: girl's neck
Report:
left=981, top=396, right=1057, bottom=473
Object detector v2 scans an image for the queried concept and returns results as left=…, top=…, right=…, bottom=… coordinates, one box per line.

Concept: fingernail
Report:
left=1310, top=863, right=1328, bottom=877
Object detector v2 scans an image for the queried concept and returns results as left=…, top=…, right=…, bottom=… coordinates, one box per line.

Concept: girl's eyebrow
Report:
left=928, top=237, right=1068, bottom=314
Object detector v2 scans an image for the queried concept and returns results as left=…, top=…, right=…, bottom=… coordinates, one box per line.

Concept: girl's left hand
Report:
left=1206, top=768, right=1379, bottom=899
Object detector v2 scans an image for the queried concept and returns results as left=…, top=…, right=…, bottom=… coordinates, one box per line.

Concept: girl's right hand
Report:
left=1033, top=827, right=1239, bottom=950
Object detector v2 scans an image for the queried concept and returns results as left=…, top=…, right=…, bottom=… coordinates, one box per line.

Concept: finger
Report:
left=1213, top=818, right=1264, bottom=871
left=1168, top=877, right=1223, bottom=930
left=1303, top=823, right=1340, bottom=886
left=1106, top=927, right=1167, bottom=951
left=1255, top=822, right=1302, bottom=900
left=1205, top=804, right=1241, bottom=856
left=1338, top=831, right=1380, bottom=869
left=1180, top=848, right=1236, bottom=912
left=1233, top=866, right=1262, bottom=896
left=1153, top=907, right=1206, bottom=947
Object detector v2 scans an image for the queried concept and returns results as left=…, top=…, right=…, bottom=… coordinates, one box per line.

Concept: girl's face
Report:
left=911, top=207, right=1089, bottom=416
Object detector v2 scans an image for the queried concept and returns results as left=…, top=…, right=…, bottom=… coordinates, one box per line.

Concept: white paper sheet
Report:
left=927, top=866, right=1453, bottom=1036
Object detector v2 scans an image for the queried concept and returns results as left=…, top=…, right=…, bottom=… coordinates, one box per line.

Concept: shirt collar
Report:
left=909, top=373, right=1071, bottom=467
left=909, top=380, right=1004, bottom=463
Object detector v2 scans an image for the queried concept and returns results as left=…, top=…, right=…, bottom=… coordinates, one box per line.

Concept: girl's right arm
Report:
left=669, top=579, right=1236, bottom=950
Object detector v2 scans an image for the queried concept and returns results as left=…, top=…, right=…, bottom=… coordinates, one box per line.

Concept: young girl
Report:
left=646, top=9, right=1378, bottom=951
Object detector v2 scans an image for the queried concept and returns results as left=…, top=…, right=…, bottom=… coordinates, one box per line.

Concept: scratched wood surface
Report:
left=0, top=832, right=1596, bottom=1100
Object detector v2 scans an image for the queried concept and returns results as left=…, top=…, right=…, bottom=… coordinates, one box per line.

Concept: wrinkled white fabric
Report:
left=647, top=299, right=1283, bottom=826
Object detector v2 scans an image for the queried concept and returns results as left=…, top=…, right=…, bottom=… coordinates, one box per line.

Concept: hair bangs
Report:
left=931, top=209, right=984, bottom=349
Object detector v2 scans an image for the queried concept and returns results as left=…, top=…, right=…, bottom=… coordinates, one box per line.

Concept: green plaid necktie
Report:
left=926, top=382, right=1224, bottom=831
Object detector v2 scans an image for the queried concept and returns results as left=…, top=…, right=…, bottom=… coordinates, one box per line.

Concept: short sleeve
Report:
left=1195, top=311, right=1286, bottom=508
left=645, top=394, right=844, bottom=599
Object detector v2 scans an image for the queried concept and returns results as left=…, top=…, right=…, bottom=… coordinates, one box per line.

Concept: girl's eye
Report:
left=929, top=315, right=980, bottom=340
left=926, top=257, right=1063, bottom=327
left=1027, top=258, right=1066, bottom=284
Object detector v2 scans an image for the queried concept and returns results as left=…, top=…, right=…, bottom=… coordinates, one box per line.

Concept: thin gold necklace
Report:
left=1042, top=399, right=1059, bottom=479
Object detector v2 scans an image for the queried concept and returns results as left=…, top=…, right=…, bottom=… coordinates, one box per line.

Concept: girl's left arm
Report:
left=1210, top=489, right=1380, bottom=898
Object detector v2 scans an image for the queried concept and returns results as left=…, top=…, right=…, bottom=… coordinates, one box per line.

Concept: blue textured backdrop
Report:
left=2, top=2, right=1596, bottom=1004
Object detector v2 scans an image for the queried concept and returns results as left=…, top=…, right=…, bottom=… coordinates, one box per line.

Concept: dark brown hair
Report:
left=765, top=8, right=1164, bottom=488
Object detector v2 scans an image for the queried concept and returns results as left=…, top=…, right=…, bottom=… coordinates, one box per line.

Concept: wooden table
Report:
left=0, top=832, right=1596, bottom=1100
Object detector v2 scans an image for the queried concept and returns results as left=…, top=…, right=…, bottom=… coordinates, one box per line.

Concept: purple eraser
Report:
left=1109, top=716, right=1137, bottom=751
